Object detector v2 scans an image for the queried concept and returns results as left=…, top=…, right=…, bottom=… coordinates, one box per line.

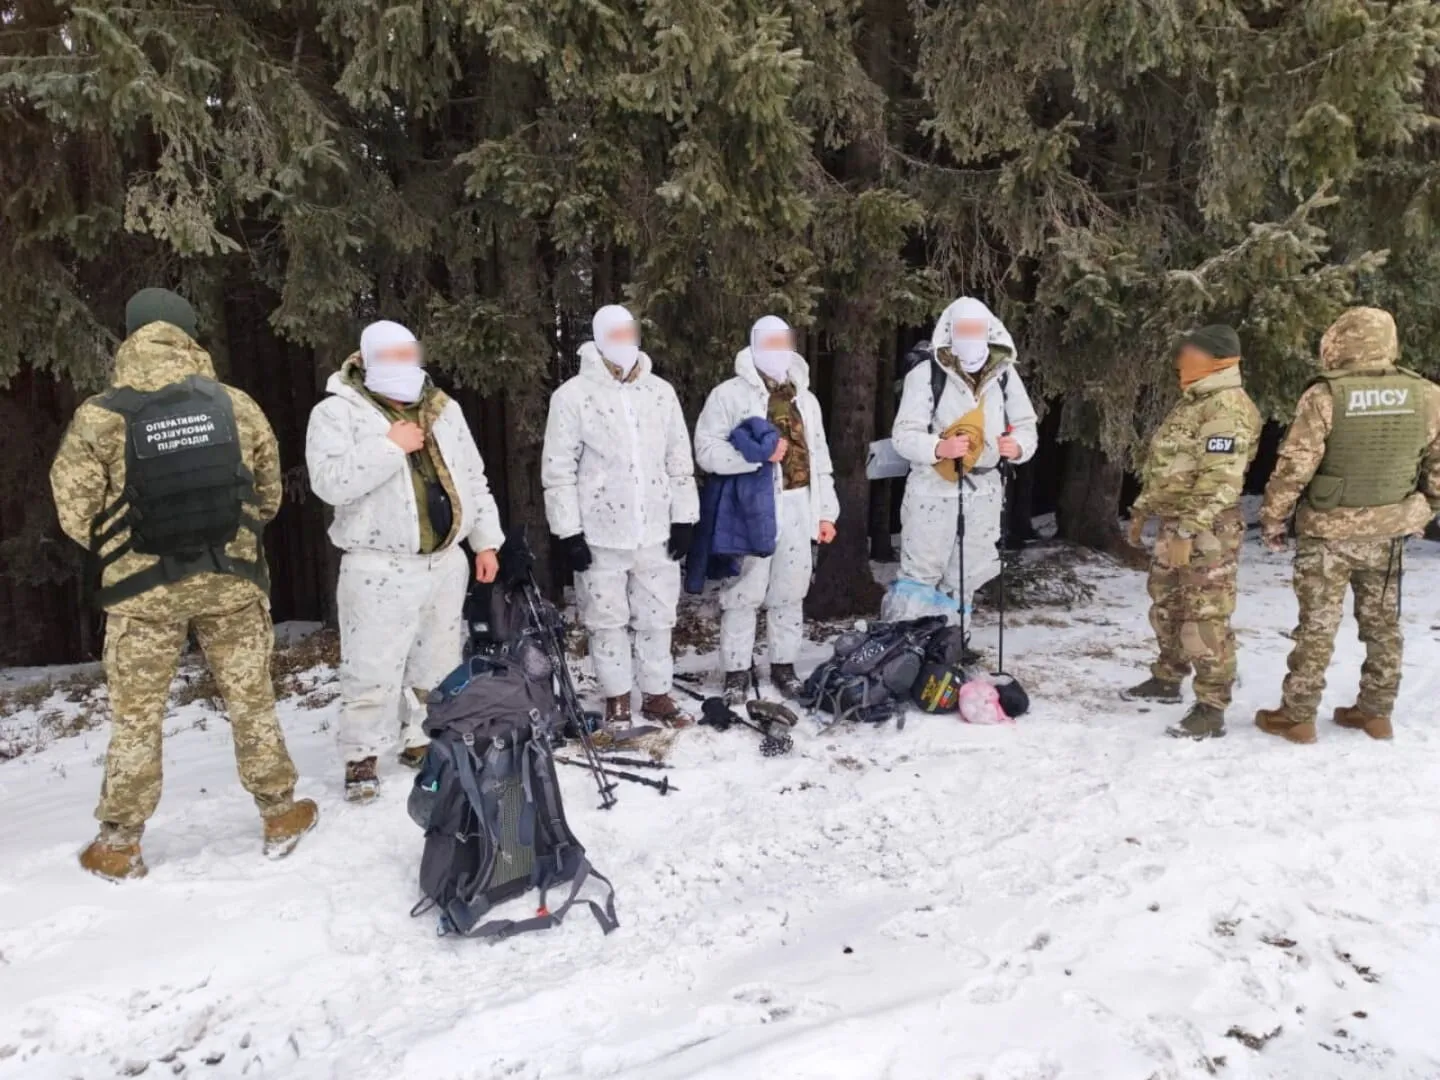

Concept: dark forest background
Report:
left=2, top=0, right=1438, bottom=666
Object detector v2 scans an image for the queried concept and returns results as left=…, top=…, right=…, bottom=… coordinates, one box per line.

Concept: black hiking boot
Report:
left=1121, top=677, right=1183, bottom=704
left=722, top=670, right=750, bottom=707
left=770, top=663, right=805, bottom=701
left=344, top=757, right=379, bottom=803
left=1166, top=703, right=1226, bottom=741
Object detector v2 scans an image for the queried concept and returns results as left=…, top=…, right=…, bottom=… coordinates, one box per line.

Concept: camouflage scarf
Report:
left=761, top=372, right=810, bottom=491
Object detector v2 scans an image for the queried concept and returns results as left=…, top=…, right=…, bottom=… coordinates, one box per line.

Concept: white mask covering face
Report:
left=951, top=337, right=990, bottom=373
left=593, top=305, right=641, bottom=375
left=750, top=315, right=796, bottom=383
left=360, top=320, right=426, bottom=403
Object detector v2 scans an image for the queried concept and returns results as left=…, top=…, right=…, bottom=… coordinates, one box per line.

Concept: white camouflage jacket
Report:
left=541, top=344, right=699, bottom=550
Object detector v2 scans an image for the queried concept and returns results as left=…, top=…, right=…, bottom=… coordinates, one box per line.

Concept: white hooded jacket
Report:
left=542, top=343, right=699, bottom=550
left=693, top=347, right=840, bottom=534
left=305, top=361, right=506, bottom=556
left=891, top=298, right=1039, bottom=498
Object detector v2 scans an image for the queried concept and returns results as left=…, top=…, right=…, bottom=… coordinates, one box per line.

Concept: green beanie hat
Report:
left=1180, top=324, right=1242, bottom=359
left=125, top=288, right=198, bottom=340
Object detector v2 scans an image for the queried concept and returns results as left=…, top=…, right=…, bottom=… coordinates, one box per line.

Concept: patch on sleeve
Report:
left=1205, top=435, right=1236, bottom=454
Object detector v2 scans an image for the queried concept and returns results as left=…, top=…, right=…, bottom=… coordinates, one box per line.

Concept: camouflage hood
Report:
left=112, top=322, right=216, bottom=391
left=1319, top=307, right=1399, bottom=373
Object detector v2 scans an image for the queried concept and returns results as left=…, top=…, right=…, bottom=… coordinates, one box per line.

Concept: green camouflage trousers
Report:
left=98, top=599, right=298, bottom=839
left=1281, top=536, right=1405, bottom=722
left=1147, top=512, right=1244, bottom=708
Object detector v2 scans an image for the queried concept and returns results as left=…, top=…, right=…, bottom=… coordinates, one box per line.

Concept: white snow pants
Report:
left=336, top=547, right=467, bottom=762
left=719, top=487, right=813, bottom=672
left=574, top=542, right=680, bottom=698
left=899, top=470, right=1003, bottom=620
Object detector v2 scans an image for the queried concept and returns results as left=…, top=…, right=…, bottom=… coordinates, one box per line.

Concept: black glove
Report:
left=559, top=532, right=592, bottom=573
left=667, top=522, right=694, bottom=562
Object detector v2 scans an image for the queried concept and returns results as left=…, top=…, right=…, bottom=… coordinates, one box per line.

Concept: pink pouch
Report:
left=958, top=679, right=1014, bottom=725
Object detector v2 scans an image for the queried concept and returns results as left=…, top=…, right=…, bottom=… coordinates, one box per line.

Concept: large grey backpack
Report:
left=408, top=644, right=617, bottom=940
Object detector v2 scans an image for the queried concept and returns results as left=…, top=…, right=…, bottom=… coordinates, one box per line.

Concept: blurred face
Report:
left=952, top=318, right=989, bottom=343
left=756, top=327, right=796, bottom=353
left=1176, top=343, right=1213, bottom=373
left=372, top=341, right=423, bottom=367
left=603, top=321, right=640, bottom=349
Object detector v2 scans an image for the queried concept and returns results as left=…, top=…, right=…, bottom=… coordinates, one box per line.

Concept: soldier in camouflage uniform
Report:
left=1256, top=307, right=1440, bottom=744
left=1124, top=325, right=1262, bottom=739
left=50, top=289, right=316, bottom=881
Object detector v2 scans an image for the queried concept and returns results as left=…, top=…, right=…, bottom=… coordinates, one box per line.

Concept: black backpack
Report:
left=799, top=617, right=948, bottom=729
left=408, top=644, right=617, bottom=940
left=89, top=375, right=264, bottom=606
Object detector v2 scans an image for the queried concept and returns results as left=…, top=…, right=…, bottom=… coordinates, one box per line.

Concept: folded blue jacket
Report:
left=685, top=417, right=781, bottom=594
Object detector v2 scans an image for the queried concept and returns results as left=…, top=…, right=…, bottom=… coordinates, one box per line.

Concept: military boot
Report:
left=642, top=693, right=694, bottom=729
left=603, top=693, right=632, bottom=731
left=1255, top=706, right=1317, bottom=745
left=79, top=825, right=147, bottom=882
left=344, top=756, right=380, bottom=803
left=722, top=671, right=750, bottom=707
left=397, top=743, right=428, bottom=769
left=1121, top=677, right=1183, bottom=704
left=1166, top=703, right=1226, bottom=740
left=262, top=799, right=320, bottom=859
left=1333, top=705, right=1393, bottom=741
left=770, top=664, right=805, bottom=701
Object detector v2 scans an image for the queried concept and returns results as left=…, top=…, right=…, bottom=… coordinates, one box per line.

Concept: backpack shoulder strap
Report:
left=929, top=359, right=948, bottom=433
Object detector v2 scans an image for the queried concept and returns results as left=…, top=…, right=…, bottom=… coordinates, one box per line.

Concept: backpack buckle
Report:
left=462, top=732, right=474, bottom=747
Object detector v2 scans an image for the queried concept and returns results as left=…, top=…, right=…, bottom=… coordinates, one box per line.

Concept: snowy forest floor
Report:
left=4, top=534, right=1440, bottom=1080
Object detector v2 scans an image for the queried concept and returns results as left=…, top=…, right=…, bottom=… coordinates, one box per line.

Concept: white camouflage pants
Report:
left=899, top=471, right=1004, bottom=621
left=336, top=547, right=467, bottom=762
left=719, top=488, right=813, bottom=672
left=575, top=542, right=680, bottom=698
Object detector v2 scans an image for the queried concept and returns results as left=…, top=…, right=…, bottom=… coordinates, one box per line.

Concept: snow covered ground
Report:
left=4, top=537, right=1440, bottom=1080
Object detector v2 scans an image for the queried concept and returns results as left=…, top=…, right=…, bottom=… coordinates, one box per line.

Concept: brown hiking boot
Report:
left=1121, top=677, right=1183, bottom=704
left=641, top=693, right=693, bottom=729
left=79, top=834, right=147, bottom=882
left=1333, top=705, right=1393, bottom=741
left=345, top=756, right=380, bottom=803
left=397, top=743, right=429, bottom=769
left=1255, top=706, right=1317, bottom=744
left=1166, top=703, right=1226, bottom=740
left=262, top=799, right=319, bottom=859
left=770, top=664, right=805, bottom=701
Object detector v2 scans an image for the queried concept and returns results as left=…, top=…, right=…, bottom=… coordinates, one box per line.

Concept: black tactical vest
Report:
left=90, top=375, right=265, bottom=606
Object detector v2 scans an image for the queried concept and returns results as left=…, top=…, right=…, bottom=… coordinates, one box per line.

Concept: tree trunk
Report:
left=1004, top=462, right=1037, bottom=548
left=807, top=342, right=884, bottom=619
left=1056, top=442, right=1126, bottom=554
left=868, top=337, right=897, bottom=562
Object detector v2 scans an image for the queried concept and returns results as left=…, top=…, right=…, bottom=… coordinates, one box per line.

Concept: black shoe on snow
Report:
left=1121, top=677, right=1183, bottom=704
left=722, top=671, right=750, bottom=707
left=1166, top=703, right=1226, bottom=740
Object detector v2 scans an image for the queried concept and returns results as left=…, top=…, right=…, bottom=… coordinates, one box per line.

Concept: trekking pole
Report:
left=522, top=574, right=617, bottom=810
left=555, top=756, right=675, bottom=795
left=956, top=469, right=967, bottom=644
left=593, top=753, right=671, bottom=771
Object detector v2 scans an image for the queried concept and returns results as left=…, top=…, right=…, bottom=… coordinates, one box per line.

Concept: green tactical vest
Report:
left=1306, top=368, right=1431, bottom=511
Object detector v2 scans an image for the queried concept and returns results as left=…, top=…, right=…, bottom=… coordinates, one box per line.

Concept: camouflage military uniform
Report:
left=50, top=322, right=300, bottom=841
left=1259, top=308, right=1440, bottom=728
left=1132, top=365, right=1262, bottom=708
